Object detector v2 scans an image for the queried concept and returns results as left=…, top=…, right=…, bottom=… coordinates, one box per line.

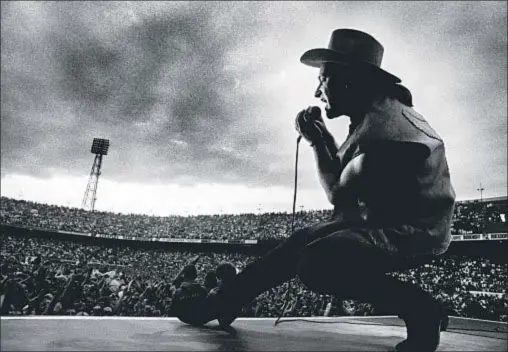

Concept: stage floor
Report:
left=1, top=316, right=507, bottom=351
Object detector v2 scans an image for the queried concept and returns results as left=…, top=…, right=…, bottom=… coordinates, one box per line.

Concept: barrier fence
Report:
left=3, top=223, right=506, bottom=245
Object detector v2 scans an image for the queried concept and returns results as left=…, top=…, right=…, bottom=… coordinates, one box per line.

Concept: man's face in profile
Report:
left=315, top=63, right=355, bottom=119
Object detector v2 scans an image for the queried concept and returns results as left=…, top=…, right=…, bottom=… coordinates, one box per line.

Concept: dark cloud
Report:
left=1, top=1, right=506, bottom=196
left=1, top=2, right=290, bottom=185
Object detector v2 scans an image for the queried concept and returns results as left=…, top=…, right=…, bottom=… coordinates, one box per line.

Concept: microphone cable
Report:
left=274, top=135, right=302, bottom=326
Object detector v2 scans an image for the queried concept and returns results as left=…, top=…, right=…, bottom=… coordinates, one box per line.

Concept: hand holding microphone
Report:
left=295, top=106, right=327, bottom=146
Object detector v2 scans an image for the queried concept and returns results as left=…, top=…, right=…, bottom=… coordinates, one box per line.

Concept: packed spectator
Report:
left=1, top=196, right=506, bottom=320
left=452, top=199, right=507, bottom=234
left=1, top=233, right=506, bottom=321
left=1, top=197, right=506, bottom=240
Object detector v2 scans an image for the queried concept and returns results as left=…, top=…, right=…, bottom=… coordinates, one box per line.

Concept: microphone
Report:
left=296, top=106, right=321, bottom=143
left=308, top=106, right=321, bottom=119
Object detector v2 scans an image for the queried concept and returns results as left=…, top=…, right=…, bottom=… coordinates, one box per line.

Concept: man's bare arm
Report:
left=328, top=142, right=429, bottom=206
left=294, top=106, right=342, bottom=203
left=312, top=134, right=342, bottom=204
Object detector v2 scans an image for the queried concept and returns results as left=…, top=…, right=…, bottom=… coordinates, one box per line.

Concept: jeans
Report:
left=227, top=218, right=448, bottom=316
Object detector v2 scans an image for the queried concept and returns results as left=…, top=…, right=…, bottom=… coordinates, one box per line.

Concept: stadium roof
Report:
left=458, top=196, right=507, bottom=204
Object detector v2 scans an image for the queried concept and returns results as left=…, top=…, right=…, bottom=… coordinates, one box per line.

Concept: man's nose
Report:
left=314, top=85, right=322, bottom=99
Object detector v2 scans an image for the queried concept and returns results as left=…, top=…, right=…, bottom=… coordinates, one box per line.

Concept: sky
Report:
left=1, top=1, right=507, bottom=216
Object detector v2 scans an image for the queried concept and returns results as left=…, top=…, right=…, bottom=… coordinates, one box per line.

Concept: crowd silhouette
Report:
left=1, top=196, right=506, bottom=320
left=1, top=197, right=506, bottom=240
left=1, top=233, right=506, bottom=321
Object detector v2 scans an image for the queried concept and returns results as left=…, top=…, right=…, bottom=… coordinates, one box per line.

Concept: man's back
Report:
left=334, top=96, right=456, bottom=253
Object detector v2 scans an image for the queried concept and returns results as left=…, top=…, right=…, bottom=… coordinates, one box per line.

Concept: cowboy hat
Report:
left=300, top=28, right=401, bottom=83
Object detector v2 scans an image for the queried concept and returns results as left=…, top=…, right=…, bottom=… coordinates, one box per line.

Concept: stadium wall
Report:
left=2, top=224, right=507, bottom=261
left=0, top=225, right=260, bottom=255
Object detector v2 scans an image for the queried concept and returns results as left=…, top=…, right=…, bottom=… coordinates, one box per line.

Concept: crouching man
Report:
left=179, top=29, right=456, bottom=352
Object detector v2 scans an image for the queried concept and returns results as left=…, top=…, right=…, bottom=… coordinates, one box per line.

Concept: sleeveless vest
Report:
left=334, top=97, right=456, bottom=246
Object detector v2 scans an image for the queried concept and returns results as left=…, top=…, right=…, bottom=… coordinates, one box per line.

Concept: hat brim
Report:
left=300, top=48, right=401, bottom=83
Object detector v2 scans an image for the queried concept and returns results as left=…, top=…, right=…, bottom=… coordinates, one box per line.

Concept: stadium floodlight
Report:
left=477, top=183, right=485, bottom=202
left=82, top=138, right=110, bottom=212
left=91, top=138, right=110, bottom=155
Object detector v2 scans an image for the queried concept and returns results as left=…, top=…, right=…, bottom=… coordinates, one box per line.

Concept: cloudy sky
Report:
left=1, top=1, right=506, bottom=215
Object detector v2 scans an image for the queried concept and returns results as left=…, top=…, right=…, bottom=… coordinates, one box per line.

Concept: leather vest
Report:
left=333, top=97, right=456, bottom=244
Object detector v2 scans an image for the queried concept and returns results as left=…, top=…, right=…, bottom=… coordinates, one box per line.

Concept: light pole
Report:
left=82, top=138, right=110, bottom=212
left=477, top=183, right=485, bottom=202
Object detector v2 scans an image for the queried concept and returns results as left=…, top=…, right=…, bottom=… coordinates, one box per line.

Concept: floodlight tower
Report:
left=82, top=138, right=110, bottom=212
left=477, top=183, right=485, bottom=202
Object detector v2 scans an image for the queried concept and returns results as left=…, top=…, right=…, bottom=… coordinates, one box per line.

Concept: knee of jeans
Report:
left=296, top=238, right=373, bottom=286
left=296, top=248, right=345, bottom=293
left=286, top=227, right=316, bottom=248
left=296, top=256, right=327, bottom=293
left=297, top=257, right=354, bottom=294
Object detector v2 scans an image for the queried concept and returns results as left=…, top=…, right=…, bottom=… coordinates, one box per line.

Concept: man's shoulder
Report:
left=358, top=97, right=443, bottom=152
left=377, top=98, right=443, bottom=141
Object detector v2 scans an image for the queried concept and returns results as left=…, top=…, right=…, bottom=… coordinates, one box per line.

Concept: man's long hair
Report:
left=354, top=66, right=414, bottom=107
left=388, top=83, right=413, bottom=107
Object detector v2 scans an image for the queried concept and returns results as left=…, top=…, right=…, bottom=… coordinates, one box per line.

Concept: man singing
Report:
left=185, top=29, right=456, bottom=352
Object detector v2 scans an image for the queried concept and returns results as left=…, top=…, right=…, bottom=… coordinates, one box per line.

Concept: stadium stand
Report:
left=1, top=196, right=506, bottom=323
left=1, top=196, right=507, bottom=240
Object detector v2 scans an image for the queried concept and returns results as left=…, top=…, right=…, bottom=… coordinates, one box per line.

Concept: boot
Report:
left=205, top=287, right=241, bottom=328
left=348, top=275, right=445, bottom=352
left=197, top=263, right=242, bottom=328
left=195, top=286, right=236, bottom=328
left=397, top=303, right=449, bottom=331
left=395, top=295, right=443, bottom=352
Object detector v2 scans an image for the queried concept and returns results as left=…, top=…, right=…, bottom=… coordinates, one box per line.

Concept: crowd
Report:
left=0, top=234, right=255, bottom=317
left=452, top=200, right=506, bottom=234
left=1, top=197, right=506, bottom=240
left=1, top=233, right=506, bottom=321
